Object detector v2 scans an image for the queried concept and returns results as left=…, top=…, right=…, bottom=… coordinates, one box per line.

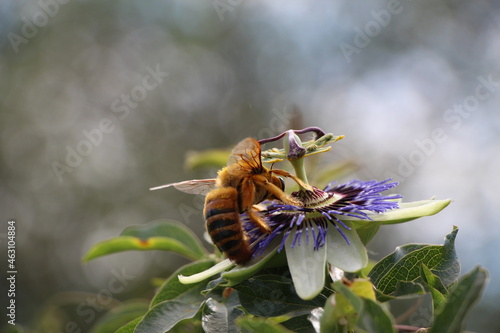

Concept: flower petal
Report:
left=285, top=225, right=327, bottom=300
left=346, top=199, right=451, bottom=225
left=178, top=259, right=234, bottom=284
left=326, top=221, right=368, bottom=272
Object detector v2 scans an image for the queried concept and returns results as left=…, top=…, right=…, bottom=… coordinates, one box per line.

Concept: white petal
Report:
left=178, top=259, right=234, bottom=284
left=326, top=221, right=368, bottom=272
left=285, top=226, right=327, bottom=300
left=375, top=199, right=452, bottom=223
left=343, top=199, right=451, bottom=225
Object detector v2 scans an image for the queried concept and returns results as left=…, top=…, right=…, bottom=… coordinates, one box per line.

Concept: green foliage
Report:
left=280, top=314, right=316, bottom=333
left=152, top=260, right=216, bottom=306
left=320, top=279, right=395, bottom=333
left=368, top=227, right=460, bottom=301
left=132, top=260, right=216, bottom=332
left=219, top=246, right=284, bottom=286
left=83, top=219, right=208, bottom=262
left=237, top=317, right=294, bottom=333
left=421, top=264, right=448, bottom=310
left=83, top=220, right=487, bottom=333
left=135, top=300, right=203, bottom=333
left=353, top=222, right=381, bottom=245
left=116, top=317, right=143, bottom=333
left=184, top=148, right=231, bottom=170
left=430, top=266, right=489, bottom=333
left=89, top=302, right=149, bottom=333
left=201, top=294, right=245, bottom=333
left=234, top=275, right=329, bottom=317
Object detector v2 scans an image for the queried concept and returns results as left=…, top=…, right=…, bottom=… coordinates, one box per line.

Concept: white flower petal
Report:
left=372, top=198, right=451, bottom=223
left=285, top=226, right=327, bottom=300
left=326, top=221, right=368, bottom=272
left=178, top=259, right=234, bottom=284
left=342, top=199, right=451, bottom=225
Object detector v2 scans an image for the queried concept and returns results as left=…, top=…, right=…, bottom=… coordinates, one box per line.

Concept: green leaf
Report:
left=120, top=220, right=207, bottom=257
left=237, top=317, right=294, bottom=333
left=166, top=317, right=204, bottom=333
left=185, top=148, right=230, bottom=170
left=320, top=294, right=343, bottom=333
left=115, top=315, right=143, bottom=333
left=420, top=264, right=447, bottom=311
left=83, top=220, right=207, bottom=262
left=135, top=300, right=203, bottom=333
left=430, top=266, right=488, bottom=333
left=280, top=314, right=316, bottom=333
left=89, top=301, right=149, bottom=333
left=322, top=281, right=396, bottom=333
left=368, top=227, right=460, bottom=300
left=152, top=260, right=215, bottom=306
left=374, top=280, right=426, bottom=302
left=133, top=260, right=217, bottom=333
left=221, top=243, right=284, bottom=286
left=358, top=298, right=396, bottom=333
left=324, top=281, right=366, bottom=331
left=421, top=264, right=448, bottom=295
left=368, top=244, right=425, bottom=285
left=201, top=297, right=245, bottom=333
left=355, top=222, right=380, bottom=245
left=234, top=274, right=328, bottom=317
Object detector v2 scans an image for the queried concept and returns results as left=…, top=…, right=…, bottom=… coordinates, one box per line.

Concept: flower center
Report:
left=293, top=186, right=345, bottom=210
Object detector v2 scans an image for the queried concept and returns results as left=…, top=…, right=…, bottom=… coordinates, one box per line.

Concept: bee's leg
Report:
left=240, top=178, right=271, bottom=234
left=246, top=207, right=271, bottom=234
left=257, top=179, right=303, bottom=207
left=270, top=169, right=312, bottom=190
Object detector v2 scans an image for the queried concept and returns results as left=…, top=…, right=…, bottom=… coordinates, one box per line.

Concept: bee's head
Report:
left=269, top=174, right=285, bottom=192
left=268, top=163, right=285, bottom=191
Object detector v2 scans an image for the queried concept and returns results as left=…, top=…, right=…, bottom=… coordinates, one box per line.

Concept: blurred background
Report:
left=1, top=0, right=499, bottom=331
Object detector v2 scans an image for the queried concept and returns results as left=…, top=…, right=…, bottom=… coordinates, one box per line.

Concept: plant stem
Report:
left=289, top=158, right=309, bottom=188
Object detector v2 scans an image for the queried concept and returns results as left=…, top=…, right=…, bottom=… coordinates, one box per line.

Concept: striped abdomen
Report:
left=204, top=187, right=252, bottom=264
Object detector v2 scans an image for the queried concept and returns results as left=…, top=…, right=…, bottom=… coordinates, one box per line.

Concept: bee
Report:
left=151, top=138, right=304, bottom=265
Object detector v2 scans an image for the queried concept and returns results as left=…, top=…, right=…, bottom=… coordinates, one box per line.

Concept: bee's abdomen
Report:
left=204, top=187, right=252, bottom=264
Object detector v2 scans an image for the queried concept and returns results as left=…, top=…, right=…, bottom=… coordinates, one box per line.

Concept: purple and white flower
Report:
left=244, top=179, right=401, bottom=299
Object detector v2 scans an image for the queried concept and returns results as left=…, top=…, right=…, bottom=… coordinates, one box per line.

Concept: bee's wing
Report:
left=150, top=179, right=217, bottom=195
left=227, top=137, right=262, bottom=171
